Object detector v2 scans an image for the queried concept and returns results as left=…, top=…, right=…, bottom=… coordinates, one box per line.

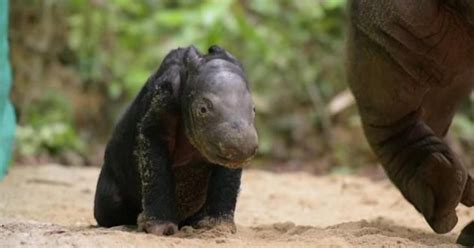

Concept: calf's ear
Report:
left=185, top=45, right=203, bottom=72
left=208, top=45, right=225, bottom=54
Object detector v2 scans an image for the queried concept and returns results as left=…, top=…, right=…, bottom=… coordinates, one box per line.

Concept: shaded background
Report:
left=9, top=0, right=473, bottom=173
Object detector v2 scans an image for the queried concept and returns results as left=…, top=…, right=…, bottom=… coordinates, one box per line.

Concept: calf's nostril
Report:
left=222, top=147, right=238, bottom=159
left=221, top=145, right=257, bottom=161
left=231, top=121, right=240, bottom=130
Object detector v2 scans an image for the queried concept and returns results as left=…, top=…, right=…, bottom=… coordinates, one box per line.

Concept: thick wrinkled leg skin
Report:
left=94, top=167, right=139, bottom=227
left=347, top=0, right=474, bottom=234
left=180, top=166, right=241, bottom=234
left=457, top=221, right=474, bottom=246
left=365, top=115, right=469, bottom=234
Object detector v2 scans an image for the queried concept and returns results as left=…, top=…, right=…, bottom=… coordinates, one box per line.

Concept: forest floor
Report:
left=1, top=164, right=473, bottom=247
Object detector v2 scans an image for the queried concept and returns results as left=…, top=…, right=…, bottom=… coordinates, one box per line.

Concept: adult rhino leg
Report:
left=422, top=71, right=474, bottom=137
left=347, top=0, right=474, bottom=234
left=446, top=0, right=474, bottom=25
left=458, top=221, right=474, bottom=246
left=430, top=72, right=474, bottom=245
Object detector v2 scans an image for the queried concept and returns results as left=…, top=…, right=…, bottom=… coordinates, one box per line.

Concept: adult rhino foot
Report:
left=457, top=221, right=474, bottom=246
left=400, top=150, right=474, bottom=233
left=369, top=119, right=472, bottom=233
left=413, top=152, right=465, bottom=234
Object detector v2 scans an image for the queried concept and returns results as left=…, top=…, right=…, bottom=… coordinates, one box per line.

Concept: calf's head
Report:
left=182, top=45, right=258, bottom=168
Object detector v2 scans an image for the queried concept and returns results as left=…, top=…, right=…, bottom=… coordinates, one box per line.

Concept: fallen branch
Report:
left=327, top=89, right=355, bottom=116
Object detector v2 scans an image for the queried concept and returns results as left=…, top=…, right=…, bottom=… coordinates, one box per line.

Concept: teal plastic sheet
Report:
left=0, top=0, right=15, bottom=179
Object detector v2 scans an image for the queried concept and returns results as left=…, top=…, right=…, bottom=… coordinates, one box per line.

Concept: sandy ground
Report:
left=1, top=165, right=473, bottom=247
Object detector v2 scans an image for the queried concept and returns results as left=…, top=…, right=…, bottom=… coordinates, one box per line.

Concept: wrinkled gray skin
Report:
left=182, top=52, right=258, bottom=167
left=347, top=0, right=474, bottom=236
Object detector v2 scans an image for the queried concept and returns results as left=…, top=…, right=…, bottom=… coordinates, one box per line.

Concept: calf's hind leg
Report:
left=94, top=166, right=139, bottom=227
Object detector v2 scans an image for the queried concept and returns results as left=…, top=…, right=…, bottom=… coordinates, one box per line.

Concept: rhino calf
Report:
left=94, top=45, right=258, bottom=235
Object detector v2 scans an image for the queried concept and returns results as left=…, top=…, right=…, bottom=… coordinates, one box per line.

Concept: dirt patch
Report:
left=1, top=164, right=472, bottom=247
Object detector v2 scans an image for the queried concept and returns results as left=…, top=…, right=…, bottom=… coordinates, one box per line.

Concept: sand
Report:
left=1, top=164, right=473, bottom=247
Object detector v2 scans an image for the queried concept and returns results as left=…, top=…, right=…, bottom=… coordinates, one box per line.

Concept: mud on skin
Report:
left=93, top=45, right=258, bottom=236
left=347, top=0, right=474, bottom=243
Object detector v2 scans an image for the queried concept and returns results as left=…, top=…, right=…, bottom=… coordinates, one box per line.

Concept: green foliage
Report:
left=63, top=0, right=350, bottom=162
left=11, top=0, right=473, bottom=168
left=16, top=91, right=84, bottom=157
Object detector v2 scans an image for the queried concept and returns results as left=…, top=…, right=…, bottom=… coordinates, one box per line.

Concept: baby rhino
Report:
left=94, top=45, right=258, bottom=236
